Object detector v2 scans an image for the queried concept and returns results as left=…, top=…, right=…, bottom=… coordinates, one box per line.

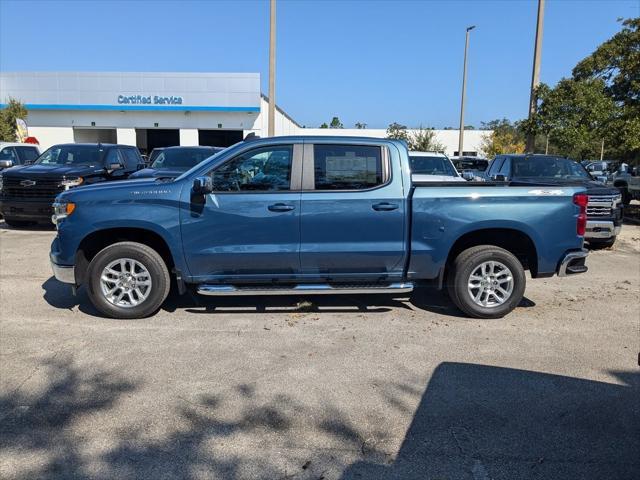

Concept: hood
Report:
left=56, top=177, right=167, bottom=201
left=1, top=163, right=102, bottom=178
left=129, top=167, right=187, bottom=179
left=412, top=174, right=465, bottom=182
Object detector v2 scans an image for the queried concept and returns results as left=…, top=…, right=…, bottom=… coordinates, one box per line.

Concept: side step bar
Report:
left=197, top=282, right=414, bottom=296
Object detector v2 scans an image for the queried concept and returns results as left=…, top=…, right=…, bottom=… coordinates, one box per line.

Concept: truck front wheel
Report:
left=86, top=241, right=170, bottom=319
left=447, top=245, right=525, bottom=319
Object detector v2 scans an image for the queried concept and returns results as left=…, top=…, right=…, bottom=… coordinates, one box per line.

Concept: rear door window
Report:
left=0, top=147, right=17, bottom=163
left=104, top=149, right=123, bottom=166
left=121, top=148, right=141, bottom=170
left=312, top=144, right=384, bottom=190
left=15, top=146, right=40, bottom=164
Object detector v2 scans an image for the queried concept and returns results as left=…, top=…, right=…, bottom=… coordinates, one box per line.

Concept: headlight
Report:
left=61, top=177, right=83, bottom=190
left=52, top=201, right=76, bottom=225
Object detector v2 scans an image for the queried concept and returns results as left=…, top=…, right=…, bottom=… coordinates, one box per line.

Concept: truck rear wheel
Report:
left=86, top=241, right=170, bottom=319
left=447, top=245, right=525, bottom=319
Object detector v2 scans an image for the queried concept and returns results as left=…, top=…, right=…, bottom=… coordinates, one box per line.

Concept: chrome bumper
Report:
left=585, top=220, right=621, bottom=239
left=50, top=260, right=75, bottom=284
left=557, top=249, right=589, bottom=277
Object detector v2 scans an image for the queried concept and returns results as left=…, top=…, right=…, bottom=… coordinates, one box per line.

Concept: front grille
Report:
left=586, top=205, right=612, bottom=216
left=2, top=176, right=65, bottom=199
left=586, top=194, right=621, bottom=217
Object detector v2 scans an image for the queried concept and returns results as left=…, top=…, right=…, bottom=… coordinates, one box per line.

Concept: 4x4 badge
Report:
left=20, top=180, right=36, bottom=187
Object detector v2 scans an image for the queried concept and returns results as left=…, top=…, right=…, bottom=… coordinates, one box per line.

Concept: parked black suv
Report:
left=487, top=154, right=623, bottom=247
left=0, top=143, right=143, bottom=226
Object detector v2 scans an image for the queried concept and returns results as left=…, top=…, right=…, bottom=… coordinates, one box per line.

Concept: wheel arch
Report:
left=445, top=227, right=539, bottom=277
left=75, top=227, right=175, bottom=286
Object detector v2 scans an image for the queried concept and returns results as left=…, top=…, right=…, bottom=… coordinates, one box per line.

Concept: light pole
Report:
left=268, top=0, right=276, bottom=137
left=526, top=0, right=545, bottom=152
left=458, top=25, right=475, bottom=157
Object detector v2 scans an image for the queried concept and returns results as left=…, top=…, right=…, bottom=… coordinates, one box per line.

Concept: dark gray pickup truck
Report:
left=487, top=154, right=623, bottom=247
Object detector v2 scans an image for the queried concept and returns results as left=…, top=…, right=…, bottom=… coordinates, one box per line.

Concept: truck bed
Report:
left=407, top=182, right=584, bottom=279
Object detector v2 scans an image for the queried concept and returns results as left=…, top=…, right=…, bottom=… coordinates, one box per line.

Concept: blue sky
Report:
left=1, top=0, right=638, bottom=128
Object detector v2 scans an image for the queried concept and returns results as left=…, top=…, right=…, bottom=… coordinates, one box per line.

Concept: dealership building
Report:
left=0, top=71, right=489, bottom=155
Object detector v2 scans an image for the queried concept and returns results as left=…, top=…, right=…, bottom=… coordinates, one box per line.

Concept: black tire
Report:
left=3, top=217, right=35, bottom=228
left=588, top=237, right=616, bottom=249
left=86, top=241, right=170, bottom=319
left=446, top=245, right=526, bottom=319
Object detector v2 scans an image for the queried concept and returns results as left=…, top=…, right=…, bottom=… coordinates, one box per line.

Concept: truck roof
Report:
left=241, top=135, right=407, bottom=146
left=48, top=143, right=134, bottom=148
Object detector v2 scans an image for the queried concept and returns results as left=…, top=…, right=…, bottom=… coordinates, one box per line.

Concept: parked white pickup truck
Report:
left=409, top=151, right=466, bottom=182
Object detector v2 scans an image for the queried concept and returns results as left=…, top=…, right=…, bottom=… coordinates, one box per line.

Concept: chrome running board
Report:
left=197, top=282, right=414, bottom=296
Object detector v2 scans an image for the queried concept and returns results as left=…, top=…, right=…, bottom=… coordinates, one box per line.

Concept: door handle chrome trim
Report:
left=268, top=203, right=295, bottom=212
left=372, top=202, right=399, bottom=211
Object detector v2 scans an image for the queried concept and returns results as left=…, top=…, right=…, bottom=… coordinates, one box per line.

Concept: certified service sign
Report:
left=117, top=95, right=184, bottom=105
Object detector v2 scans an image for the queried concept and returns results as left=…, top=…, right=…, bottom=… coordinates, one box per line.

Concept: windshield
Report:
left=453, top=159, right=488, bottom=172
left=409, top=155, right=458, bottom=177
left=151, top=148, right=218, bottom=169
left=512, top=156, right=591, bottom=180
left=35, top=145, right=102, bottom=167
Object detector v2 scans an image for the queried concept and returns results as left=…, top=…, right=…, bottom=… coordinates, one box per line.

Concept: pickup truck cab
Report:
left=130, top=146, right=223, bottom=180
left=408, top=151, right=465, bottom=182
left=487, top=154, right=623, bottom=248
left=49, top=136, right=589, bottom=319
left=0, top=143, right=144, bottom=226
left=0, top=142, right=41, bottom=171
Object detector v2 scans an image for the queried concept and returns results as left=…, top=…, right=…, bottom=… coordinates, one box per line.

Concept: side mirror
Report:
left=192, top=176, right=213, bottom=194
left=462, top=170, right=475, bottom=181
left=596, top=175, right=608, bottom=184
left=0, top=159, right=13, bottom=168
left=492, top=174, right=506, bottom=182
left=108, top=162, right=123, bottom=172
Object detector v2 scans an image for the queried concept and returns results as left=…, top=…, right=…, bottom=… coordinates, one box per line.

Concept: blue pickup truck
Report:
left=49, top=136, right=589, bottom=319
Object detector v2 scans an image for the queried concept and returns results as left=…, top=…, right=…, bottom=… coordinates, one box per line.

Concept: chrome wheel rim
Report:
left=100, top=258, right=152, bottom=308
left=467, top=261, right=514, bottom=308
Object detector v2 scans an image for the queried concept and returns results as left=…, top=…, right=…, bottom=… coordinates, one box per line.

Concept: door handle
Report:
left=268, top=203, right=295, bottom=212
left=372, top=202, right=399, bottom=211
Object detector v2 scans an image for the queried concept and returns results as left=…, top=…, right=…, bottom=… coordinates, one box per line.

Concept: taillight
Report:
left=573, top=193, right=588, bottom=236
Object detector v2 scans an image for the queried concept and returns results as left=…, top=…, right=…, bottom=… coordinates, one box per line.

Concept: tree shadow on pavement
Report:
left=0, top=355, right=137, bottom=479
left=3, top=358, right=637, bottom=479
left=339, top=363, right=640, bottom=480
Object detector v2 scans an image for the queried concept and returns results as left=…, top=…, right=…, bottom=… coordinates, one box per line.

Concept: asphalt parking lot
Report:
left=1, top=221, right=638, bottom=480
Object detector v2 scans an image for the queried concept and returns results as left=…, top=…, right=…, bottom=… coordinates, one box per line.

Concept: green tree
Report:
left=408, top=127, right=445, bottom=152
left=480, top=119, right=526, bottom=159
left=572, top=17, right=640, bottom=161
left=355, top=122, right=367, bottom=129
left=319, top=123, right=328, bottom=128
left=0, top=97, right=28, bottom=142
left=525, top=79, right=618, bottom=160
left=386, top=122, right=409, bottom=142
left=573, top=18, right=639, bottom=108
left=329, top=116, right=343, bottom=129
